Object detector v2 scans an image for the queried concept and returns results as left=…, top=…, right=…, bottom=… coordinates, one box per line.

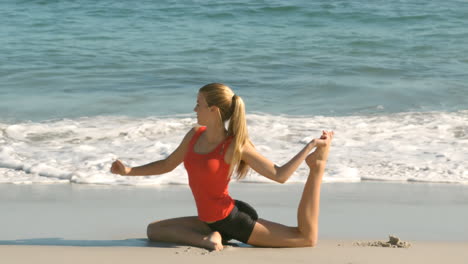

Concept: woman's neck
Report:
left=204, top=123, right=227, bottom=144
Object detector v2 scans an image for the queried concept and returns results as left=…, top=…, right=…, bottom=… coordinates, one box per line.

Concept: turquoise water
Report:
left=1, top=0, right=467, bottom=122
left=1, top=0, right=468, bottom=185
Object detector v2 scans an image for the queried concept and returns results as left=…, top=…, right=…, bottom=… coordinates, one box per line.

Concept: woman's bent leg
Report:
left=147, top=216, right=223, bottom=251
left=296, top=156, right=327, bottom=246
left=247, top=135, right=332, bottom=247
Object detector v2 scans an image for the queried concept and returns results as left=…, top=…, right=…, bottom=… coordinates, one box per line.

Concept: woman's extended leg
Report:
left=246, top=132, right=333, bottom=247
left=147, top=216, right=224, bottom=251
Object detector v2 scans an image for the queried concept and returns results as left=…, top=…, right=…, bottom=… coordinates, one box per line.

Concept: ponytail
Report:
left=227, top=94, right=251, bottom=180
left=199, top=83, right=252, bottom=180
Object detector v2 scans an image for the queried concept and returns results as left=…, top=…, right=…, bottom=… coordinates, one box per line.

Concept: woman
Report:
left=110, top=83, right=334, bottom=251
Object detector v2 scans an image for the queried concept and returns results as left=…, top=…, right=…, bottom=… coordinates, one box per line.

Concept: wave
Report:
left=1, top=111, right=467, bottom=185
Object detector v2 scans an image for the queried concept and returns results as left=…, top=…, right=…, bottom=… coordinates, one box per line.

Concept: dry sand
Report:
left=2, top=240, right=467, bottom=264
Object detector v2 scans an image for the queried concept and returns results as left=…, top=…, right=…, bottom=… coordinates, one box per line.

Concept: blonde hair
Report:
left=199, top=83, right=252, bottom=180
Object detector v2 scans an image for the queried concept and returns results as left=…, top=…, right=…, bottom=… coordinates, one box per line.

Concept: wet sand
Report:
left=1, top=182, right=467, bottom=242
left=1, top=181, right=468, bottom=263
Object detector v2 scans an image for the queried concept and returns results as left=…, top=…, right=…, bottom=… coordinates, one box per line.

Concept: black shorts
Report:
left=207, top=200, right=258, bottom=244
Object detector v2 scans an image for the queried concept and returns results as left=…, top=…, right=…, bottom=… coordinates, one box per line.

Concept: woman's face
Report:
left=194, top=93, right=213, bottom=125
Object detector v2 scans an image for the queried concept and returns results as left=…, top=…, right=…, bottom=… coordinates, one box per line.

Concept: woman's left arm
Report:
left=241, top=140, right=317, bottom=184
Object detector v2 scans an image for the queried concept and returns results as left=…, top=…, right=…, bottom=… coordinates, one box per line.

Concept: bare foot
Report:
left=205, top=231, right=224, bottom=251
left=306, top=131, right=333, bottom=167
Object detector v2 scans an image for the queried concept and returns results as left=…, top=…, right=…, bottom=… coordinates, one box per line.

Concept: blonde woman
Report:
left=110, top=83, right=334, bottom=251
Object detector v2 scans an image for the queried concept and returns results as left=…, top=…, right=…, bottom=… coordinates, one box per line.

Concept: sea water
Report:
left=1, top=0, right=467, bottom=185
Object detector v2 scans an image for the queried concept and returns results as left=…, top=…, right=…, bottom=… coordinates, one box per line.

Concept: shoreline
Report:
left=2, top=181, right=467, bottom=243
left=2, top=181, right=467, bottom=263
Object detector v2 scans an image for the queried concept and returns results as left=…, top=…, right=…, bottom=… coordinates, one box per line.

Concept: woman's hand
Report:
left=110, top=160, right=131, bottom=176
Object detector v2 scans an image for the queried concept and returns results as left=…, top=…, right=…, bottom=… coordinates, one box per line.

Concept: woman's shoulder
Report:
left=188, top=125, right=205, bottom=132
left=183, top=126, right=205, bottom=142
left=191, top=125, right=206, bottom=134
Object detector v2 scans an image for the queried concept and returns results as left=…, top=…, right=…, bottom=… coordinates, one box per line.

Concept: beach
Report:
left=2, top=241, right=467, bottom=264
left=1, top=0, right=468, bottom=263
left=2, top=182, right=467, bottom=263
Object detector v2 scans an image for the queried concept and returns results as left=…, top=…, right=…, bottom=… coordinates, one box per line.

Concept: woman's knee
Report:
left=146, top=223, right=154, bottom=239
left=297, top=229, right=318, bottom=247
left=303, top=237, right=318, bottom=247
left=147, top=221, right=164, bottom=240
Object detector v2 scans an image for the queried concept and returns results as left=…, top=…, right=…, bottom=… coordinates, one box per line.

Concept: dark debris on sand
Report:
left=353, top=235, right=411, bottom=248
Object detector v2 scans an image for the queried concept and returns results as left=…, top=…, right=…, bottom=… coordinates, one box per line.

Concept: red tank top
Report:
left=183, top=126, right=235, bottom=222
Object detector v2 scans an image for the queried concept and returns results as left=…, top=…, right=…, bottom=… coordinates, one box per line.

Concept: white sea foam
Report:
left=0, top=111, right=467, bottom=185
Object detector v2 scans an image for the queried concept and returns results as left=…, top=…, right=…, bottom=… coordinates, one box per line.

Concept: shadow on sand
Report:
left=0, top=238, right=247, bottom=248
left=0, top=238, right=178, bottom=248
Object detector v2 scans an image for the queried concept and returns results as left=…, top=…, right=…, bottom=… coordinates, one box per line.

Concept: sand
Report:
left=2, top=182, right=468, bottom=263
left=2, top=240, right=467, bottom=264
left=2, top=182, right=468, bottom=241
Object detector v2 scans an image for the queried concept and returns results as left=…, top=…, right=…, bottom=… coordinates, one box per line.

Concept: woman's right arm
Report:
left=110, top=127, right=197, bottom=176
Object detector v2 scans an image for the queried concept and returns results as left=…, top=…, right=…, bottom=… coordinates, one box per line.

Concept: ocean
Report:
left=1, top=0, right=467, bottom=185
